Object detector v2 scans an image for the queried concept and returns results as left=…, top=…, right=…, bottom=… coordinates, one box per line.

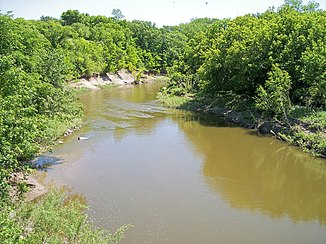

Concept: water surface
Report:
left=38, top=83, right=326, bottom=244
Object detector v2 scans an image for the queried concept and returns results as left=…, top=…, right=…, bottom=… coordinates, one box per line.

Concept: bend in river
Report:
left=36, top=83, right=326, bottom=244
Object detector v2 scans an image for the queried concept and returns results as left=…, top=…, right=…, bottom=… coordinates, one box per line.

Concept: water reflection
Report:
left=178, top=118, right=326, bottom=224
left=78, top=83, right=169, bottom=143
left=42, top=84, right=326, bottom=243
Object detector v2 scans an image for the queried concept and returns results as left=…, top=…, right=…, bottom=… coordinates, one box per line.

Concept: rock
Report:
left=8, top=173, right=48, bottom=202
left=257, top=121, right=272, bottom=134
left=69, top=70, right=142, bottom=89
left=24, top=176, right=48, bottom=202
left=117, top=69, right=135, bottom=84
left=64, top=128, right=74, bottom=136
left=77, top=136, right=88, bottom=140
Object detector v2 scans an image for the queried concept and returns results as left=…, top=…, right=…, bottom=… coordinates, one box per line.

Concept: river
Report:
left=36, top=83, right=326, bottom=243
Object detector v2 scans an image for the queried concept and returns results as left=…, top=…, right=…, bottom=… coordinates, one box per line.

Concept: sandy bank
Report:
left=69, top=70, right=163, bottom=90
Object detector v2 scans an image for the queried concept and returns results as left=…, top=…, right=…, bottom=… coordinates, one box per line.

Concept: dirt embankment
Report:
left=69, top=70, right=161, bottom=90
left=17, top=71, right=166, bottom=201
left=9, top=172, right=48, bottom=202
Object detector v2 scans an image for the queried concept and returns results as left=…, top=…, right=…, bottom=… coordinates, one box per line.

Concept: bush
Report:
left=255, top=65, right=292, bottom=122
left=0, top=188, right=129, bottom=244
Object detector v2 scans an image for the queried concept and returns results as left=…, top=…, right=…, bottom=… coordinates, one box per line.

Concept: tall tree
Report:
left=111, top=9, right=125, bottom=19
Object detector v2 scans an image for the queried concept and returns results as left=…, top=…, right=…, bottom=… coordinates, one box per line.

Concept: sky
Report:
left=0, top=0, right=325, bottom=26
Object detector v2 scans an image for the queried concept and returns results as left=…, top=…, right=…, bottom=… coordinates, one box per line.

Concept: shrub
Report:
left=255, top=65, right=292, bottom=122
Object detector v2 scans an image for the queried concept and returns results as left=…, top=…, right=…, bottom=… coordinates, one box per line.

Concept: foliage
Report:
left=157, top=89, right=192, bottom=108
left=290, top=106, right=326, bottom=130
left=157, top=0, right=325, bottom=156
left=291, top=129, right=326, bottom=157
left=255, top=65, right=292, bottom=121
left=61, top=10, right=86, bottom=26
left=162, top=1, right=325, bottom=112
left=111, top=9, right=125, bottom=20
left=1, top=0, right=326, bottom=240
left=0, top=188, right=129, bottom=243
left=0, top=14, right=82, bottom=203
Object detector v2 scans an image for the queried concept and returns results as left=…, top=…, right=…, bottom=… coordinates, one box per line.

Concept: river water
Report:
left=38, top=83, right=326, bottom=243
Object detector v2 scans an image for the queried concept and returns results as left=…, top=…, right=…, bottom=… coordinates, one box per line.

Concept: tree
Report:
left=111, top=9, right=125, bottom=20
left=255, top=65, right=292, bottom=122
left=40, top=15, right=58, bottom=22
left=0, top=10, right=14, bottom=17
left=61, top=10, right=84, bottom=25
left=280, top=0, right=320, bottom=12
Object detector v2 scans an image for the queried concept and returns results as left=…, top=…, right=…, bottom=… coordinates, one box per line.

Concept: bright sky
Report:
left=0, top=0, right=325, bottom=26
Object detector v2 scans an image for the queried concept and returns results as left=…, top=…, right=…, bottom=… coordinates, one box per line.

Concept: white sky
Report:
left=0, top=0, right=325, bottom=26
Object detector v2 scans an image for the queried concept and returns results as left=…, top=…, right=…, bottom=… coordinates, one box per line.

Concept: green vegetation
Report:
left=0, top=0, right=325, bottom=241
left=0, top=10, right=147, bottom=242
left=1, top=6, right=186, bottom=240
left=0, top=13, right=83, bottom=202
left=256, top=65, right=292, bottom=122
left=158, top=0, right=326, bottom=157
left=0, top=188, right=129, bottom=243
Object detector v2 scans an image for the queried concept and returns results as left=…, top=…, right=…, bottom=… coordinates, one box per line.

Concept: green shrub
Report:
left=255, top=65, right=292, bottom=122
left=0, top=188, right=129, bottom=244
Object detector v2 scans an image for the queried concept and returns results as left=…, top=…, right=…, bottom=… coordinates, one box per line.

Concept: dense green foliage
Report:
left=159, top=0, right=326, bottom=155
left=0, top=0, right=325, bottom=240
left=164, top=1, right=326, bottom=112
left=0, top=14, right=82, bottom=202
left=256, top=65, right=292, bottom=121
left=1, top=8, right=207, bottom=203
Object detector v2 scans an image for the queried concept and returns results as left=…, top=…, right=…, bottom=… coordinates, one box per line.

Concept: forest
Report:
left=0, top=0, right=325, bottom=242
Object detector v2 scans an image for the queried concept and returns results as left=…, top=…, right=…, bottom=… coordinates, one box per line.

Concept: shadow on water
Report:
left=33, top=155, right=64, bottom=172
left=176, top=116, right=326, bottom=225
left=42, top=83, right=326, bottom=243
left=174, top=110, right=238, bottom=128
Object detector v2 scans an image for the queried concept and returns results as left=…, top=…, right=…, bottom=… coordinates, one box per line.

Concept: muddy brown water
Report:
left=37, top=83, right=326, bottom=243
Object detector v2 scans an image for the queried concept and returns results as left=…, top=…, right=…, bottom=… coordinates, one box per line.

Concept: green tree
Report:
left=61, top=10, right=85, bottom=25
left=40, top=15, right=58, bottom=22
left=111, top=9, right=125, bottom=20
left=256, top=65, right=292, bottom=121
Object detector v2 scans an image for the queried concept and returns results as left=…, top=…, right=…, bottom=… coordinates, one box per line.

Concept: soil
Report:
left=69, top=70, right=161, bottom=90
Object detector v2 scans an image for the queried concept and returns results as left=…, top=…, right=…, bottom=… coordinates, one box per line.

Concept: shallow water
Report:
left=38, top=83, right=326, bottom=244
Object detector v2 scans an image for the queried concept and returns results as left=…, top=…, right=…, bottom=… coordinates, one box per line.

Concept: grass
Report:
left=290, top=106, right=326, bottom=130
left=287, top=106, right=326, bottom=157
left=0, top=188, right=129, bottom=244
left=158, top=90, right=326, bottom=157
left=157, top=92, right=192, bottom=108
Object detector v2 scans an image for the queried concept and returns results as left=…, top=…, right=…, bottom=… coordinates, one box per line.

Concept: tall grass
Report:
left=0, top=188, right=129, bottom=244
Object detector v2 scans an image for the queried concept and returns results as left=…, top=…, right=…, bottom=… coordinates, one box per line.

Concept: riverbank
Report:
left=69, top=70, right=168, bottom=90
left=37, top=81, right=326, bottom=243
left=1, top=187, right=129, bottom=243
left=157, top=92, right=326, bottom=158
left=2, top=71, right=153, bottom=243
left=18, top=71, right=167, bottom=198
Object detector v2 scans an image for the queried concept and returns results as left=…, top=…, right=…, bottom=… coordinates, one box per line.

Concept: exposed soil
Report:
left=69, top=70, right=162, bottom=90
left=9, top=172, right=48, bottom=202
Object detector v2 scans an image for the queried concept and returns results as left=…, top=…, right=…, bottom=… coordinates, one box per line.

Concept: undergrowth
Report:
left=0, top=188, right=129, bottom=244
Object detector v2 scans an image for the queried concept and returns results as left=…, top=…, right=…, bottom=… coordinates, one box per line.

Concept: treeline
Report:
left=163, top=1, right=326, bottom=120
left=0, top=0, right=325, bottom=201
left=0, top=9, right=179, bottom=201
left=1, top=7, right=208, bottom=200
left=0, top=0, right=325, bottom=240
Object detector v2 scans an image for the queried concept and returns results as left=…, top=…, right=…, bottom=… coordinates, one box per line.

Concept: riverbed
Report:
left=36, top=83, right=326, bottom=243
